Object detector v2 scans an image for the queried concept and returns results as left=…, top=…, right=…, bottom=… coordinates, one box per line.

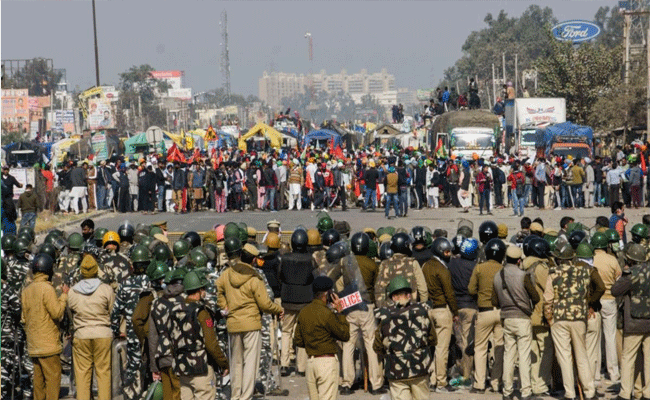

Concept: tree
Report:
left=117, top=64, right=171, bottom=130
left=441, top=5, right=557, bottom=98
left=594, top=6, right=624, bottom=49
left=3, top=58, right=61, bottom=96
left=536, top=36, right=623, bottom=125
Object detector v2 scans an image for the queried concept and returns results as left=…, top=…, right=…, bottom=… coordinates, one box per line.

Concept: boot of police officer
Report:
left=338, top=235, right=386, bottom=395
left=522, top=236, right=555, bottom=396
left=612, top=243, right=650, bottom=400
left=469, top=237, right=505, bottom=393
left=375, top=232, right=428, bottom=308
left=373, top=276, right=436, bottom=400
left=278, top=229, right=316, bottom=376
left=421, top=236, right=458, bottom=392
left=543, top=238, right=598, bottom=400
left=294, top=275, right=350, bottom=400
left=150, top=268, right=187, bottom=400
left=171, top=270, right=228, bottom=400
left=21, top=253, right=69, bottom=400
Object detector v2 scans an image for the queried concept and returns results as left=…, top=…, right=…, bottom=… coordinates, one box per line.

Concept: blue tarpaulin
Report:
left=535, top=122, right=593, bottom=154
left=302, top=129, right=341, bottom=147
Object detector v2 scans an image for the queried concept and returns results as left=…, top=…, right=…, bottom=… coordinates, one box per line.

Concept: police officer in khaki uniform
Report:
left=468, top=238, right=505, bottom=393
left=421, top=237, right=458, bottom=392
left=294, top=276, right=350, bottom=400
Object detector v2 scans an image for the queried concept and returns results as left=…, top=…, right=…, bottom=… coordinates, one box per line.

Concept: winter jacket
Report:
left=18, top=190, right=39, bottom=213
left=216, top=261, right=282, bottom=333
left=21, top=273, right=68, bottom=357
left=67, top=278, right=115, bottom=339
left=70, top=166, right=87, bottom=187
left=172, top=168, right=187, bottom=191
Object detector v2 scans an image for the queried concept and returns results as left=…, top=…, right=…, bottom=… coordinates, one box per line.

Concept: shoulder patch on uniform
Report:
left=205, top=318, right=214, bottom=328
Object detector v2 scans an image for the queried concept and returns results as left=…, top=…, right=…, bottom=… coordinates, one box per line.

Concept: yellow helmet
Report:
left=265, top=232, right=281, bottom=249
left=103, top=231, right=121, bottom=247
left=307, top=229, right=321, bottom=246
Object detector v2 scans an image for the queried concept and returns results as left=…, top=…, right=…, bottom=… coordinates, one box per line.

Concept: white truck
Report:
left=513, top=98, right=566, bottom=158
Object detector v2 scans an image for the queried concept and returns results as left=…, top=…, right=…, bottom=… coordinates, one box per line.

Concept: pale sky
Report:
left=1, top=0, right=615, bottom=96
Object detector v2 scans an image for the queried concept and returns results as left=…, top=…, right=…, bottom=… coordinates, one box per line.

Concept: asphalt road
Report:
left=86, top=205, right=650, bottom=239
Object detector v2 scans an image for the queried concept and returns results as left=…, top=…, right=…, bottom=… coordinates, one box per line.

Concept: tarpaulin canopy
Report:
left=50, top=138, right=81, bottom=163
left=302, top=129, right=341, bottom=148
left=372, top=123, right=402, bottom=136
left=3, top=142, right=47, bottom=167
left=165, top=131, right=205, bottom=151
left=535, top=122, right=593, bottom=153
left=124, top=132, right=150, bottom=154
left=238, top=123, right=283, bottom=152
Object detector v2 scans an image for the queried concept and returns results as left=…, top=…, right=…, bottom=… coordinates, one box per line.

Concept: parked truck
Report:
left=430, top=110, right=501, bottom=159
left=512, top=98, right=566, bottom=158
left=535, top=121, right=593, bottom=159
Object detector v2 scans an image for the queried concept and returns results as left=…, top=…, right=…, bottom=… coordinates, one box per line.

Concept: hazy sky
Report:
left=2, top=0, right=615, bottom=97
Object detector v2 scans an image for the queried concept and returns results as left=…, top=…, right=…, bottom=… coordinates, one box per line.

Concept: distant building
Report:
left=259, top=69, right=398, bottom=109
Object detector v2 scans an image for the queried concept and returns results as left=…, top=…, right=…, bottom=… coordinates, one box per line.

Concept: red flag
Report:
left=187, top=148, right=201, bottom=164
left=305, top=171, right=313, bottom=190
left=166, top=143, right=186, bottom=163
left=334, top=144, right=344, bottom=159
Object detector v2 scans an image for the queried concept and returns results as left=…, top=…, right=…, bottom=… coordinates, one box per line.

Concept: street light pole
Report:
left=92, top=0, right=101, bottom=87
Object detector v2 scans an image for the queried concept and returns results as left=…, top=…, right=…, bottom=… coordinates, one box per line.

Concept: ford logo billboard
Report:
left=552, top=20, right=601, bottom=43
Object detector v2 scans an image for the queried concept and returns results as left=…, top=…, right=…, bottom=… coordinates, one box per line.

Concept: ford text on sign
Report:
left=552, top=20, right=601, bottom=43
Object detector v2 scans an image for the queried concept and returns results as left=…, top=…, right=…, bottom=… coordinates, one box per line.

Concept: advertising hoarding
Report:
left=88, top=98, right=114, bottom=130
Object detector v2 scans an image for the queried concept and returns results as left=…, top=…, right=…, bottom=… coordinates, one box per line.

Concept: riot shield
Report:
left=336, top=241, right=369, bottom=314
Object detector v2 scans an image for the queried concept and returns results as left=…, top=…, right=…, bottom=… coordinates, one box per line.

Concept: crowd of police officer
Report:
left=1, top=212, right=649, bottom=400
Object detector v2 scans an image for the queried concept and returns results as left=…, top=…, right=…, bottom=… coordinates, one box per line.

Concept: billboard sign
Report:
left=91, top=132, right=109, bottom=161
left=552, top=20, right=601, bottom=43
left=150, top=70, right=183, bottom=90
left=87, top=98, right=114, bottom=130
left=167, top=88, right=192, bottom=100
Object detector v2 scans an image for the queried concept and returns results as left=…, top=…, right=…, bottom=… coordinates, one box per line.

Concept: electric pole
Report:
left=92, top=0, right=100, bottom=87
left=305, top=32, right=314, bottom=102
left=220, top=11, right=231, bottom=104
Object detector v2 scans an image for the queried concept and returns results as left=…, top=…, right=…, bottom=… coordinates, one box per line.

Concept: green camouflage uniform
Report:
left=111, top=274, right=150, bottom=400
left=1, top=280, right=22, bottom=399
left=254, top=266, right=281, bottom=394
left=629, top=265, right=650, bottom=318
left=168, top=301, right=213, bottom=376
left=5, top=257, right=33, bottom=399
left=81, top=241, right=103, bottom=259
left=53, top=252, right=81, bottom=295
left=373, top=300, right=436, bottom=381
left=99, top=249, right=130, bottom=286
left=120, top=242, right=133, bottom=257
left=375, top=254, right=420, bottom=308
left=547, top=261, right=590, bottom=322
